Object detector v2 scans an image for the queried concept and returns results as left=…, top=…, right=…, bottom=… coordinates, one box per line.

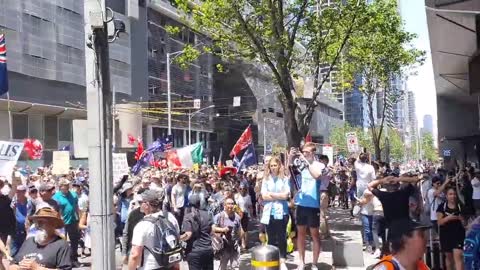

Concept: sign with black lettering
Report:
left=0, top=141, right=24, bottom=181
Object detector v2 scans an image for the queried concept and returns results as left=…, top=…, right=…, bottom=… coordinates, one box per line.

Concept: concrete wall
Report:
left=437, top=95, right=479, bottom=165
left=129, top=4, right=149, bottom=101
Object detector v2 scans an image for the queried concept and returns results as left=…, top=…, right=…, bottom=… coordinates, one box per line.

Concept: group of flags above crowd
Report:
left=130, top=125, right=257, bottom=174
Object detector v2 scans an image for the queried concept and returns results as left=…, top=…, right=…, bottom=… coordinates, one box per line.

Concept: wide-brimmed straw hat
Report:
left=29, top=207, right=64, bottom=229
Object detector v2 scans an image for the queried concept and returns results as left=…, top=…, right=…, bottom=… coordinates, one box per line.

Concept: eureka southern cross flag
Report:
left=0, top=34, right=8, bottom=95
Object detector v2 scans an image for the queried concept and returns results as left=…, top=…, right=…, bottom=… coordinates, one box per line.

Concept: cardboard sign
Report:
left=322, top=145, right=334, bottom=166
left=0, top=141, right=24, bottom=182
left=346, top=132, right=360, bottom=153
left=52, top=151, right=70, bottom=175
left=112, top=153, right=129, bottom=184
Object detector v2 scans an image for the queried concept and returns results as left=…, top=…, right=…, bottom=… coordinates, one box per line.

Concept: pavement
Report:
left=3, top=207, right=378, bottom=269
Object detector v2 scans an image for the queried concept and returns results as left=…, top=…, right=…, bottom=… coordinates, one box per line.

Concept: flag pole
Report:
left=7, top=91, right=11, bottom=140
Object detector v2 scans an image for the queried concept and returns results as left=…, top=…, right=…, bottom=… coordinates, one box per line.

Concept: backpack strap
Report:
left=371, top=259, right=400, bottom=270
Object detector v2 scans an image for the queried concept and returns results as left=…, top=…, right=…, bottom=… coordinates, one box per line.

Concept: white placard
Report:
left=193, top=99, right=201, bottom=109
left=0, top=141, right=24, bottom=182
left=52, top=151, right=70, bottom=175
left=112, top=153, right=129, bottom=184
left=322, top=145, right=334, bottom=166
left=346, top=132, right=359, bottom=153
left=73, top=120, right=88, bottom=158
left=233, top=96, right=241, bottom=107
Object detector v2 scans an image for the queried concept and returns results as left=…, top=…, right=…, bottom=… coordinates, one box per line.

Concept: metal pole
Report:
left=188, top=112, right=192, bottom=145
left=167, top=53, right=172, bottom=135
left=112, top=85, right=116, bottom=151
left=84, top=1, right=115, bottom=269
left=7, top=92, right=12, bottom=140
left=263, top=117, right=266, bottom=158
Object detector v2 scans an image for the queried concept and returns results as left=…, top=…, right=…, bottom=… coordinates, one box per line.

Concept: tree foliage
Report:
left=341, top=0, right=425, bottom=160
left=421, top=133, right=438, bottom=162
left=172, top=0, right=377, bottom=147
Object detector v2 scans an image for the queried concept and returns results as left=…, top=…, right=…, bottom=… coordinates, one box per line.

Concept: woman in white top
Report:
left=357, top=189, right=375, bottom=253
left=261, top=156, right=290, bottom=270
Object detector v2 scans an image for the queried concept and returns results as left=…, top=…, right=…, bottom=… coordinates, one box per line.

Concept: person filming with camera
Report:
left=288, top=142, right=325, bottom=270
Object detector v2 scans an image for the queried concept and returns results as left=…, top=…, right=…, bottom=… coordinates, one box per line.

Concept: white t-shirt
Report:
left=427, top=188, right=443, bottom=221
left=78, top=193, right=89, bottom=212
left=234, top=193, right=252, bottom=216
left=171, top=184, right=186, bottom=209
left=354, top=160, right=376, bottom=190
left=471, top=177, right=480, bottom=200
left=131, top=211, right=180, bottom=270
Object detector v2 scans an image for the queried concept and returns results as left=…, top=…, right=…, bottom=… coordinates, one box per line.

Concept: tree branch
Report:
left=287, top=0, right=309, bottom=62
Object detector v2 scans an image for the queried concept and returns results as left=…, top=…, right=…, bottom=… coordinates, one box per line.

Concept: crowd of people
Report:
left=0, top=142, right=479, bottom=270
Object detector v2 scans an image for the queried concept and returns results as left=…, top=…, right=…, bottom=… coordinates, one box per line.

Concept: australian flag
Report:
left=0, top=34, right=8, bottom=95
left=131, top=135, right=173, bottom=175
left=233, top=143, right=257, bottom=171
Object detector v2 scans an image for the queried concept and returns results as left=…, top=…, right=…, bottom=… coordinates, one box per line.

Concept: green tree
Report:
left=387, top=128, right=405, bottom=162
left=172, top=0, right=405, bottom=147
left=341, top=0, right=425, bottom=161
left=421, top=133, right=438, bottom=162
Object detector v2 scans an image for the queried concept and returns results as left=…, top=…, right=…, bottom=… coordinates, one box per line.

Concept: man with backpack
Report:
left=128, top=189, right=181, bottom=270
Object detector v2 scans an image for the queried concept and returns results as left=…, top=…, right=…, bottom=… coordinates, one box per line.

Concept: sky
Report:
left=399, top=0, right=438, bottom=138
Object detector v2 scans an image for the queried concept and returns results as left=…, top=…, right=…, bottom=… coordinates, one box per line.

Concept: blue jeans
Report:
left=361, top=214, right=374, bottom=247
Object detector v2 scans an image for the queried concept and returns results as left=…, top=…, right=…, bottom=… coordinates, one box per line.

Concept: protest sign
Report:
left=52, top=151, right=70, bottom=175
left=346, top=132, right=360, bottom=153
left=112, top=153, right=129, bottom=184
left=0, top=141, right=24, bottom=182
left=322, top=145, right=334, bottom=166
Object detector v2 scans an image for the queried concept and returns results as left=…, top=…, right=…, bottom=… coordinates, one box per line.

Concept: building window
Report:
left=58, top=119, right=72, bottom=141
left=44, top=116, right=58, bottom=149
left=12, top=114, right=28, bottom=140
left=261, top=109, right=267, bottom=113
left=268, top=108, right=274, bottom=113
left=276, top=112, right=283, bottom=118
left=173, top=129, right=184, bottom=147
left=28, top=115, right=44, bottom=140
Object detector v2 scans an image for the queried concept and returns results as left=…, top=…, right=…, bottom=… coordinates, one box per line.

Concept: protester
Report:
left=427, top=176, right=448, bottom=233
left=10, top=185, right=29, bottom=256
left=261, top=156, right=290, bottom=270
left=234, top=183, right=253, bottom=251
left=0, top=176, right=18, bottom=270
left=318, top=155, right=332, bottom=238
left=437, top=187, right=466, bottom=270
left=53, top=178, right=81, bottom=268
left=289, top=142, right=325, bottom=270
left=9, top=207, right=72, bottom=270
left=171, top=174, right=188, bottom=228
left=128, top=189, right=180, bottom=270
left=180, top=194, right=214, bottom=270
left=354, top=153, right=376, bottom=198
left=212, top=198, right=242, bottom=270
left=38, top=183, right=59, bottom=211
left=357, top=189, right=375, bottom=254
left=472, top=171, right=480, bottom=217
left=372, top=219, right=430, bottom=270
left=464, top=216, right=480, bottom=270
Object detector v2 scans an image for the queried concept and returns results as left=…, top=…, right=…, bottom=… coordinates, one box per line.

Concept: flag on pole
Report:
left=230, top=125, right=252, bottom=157
left=233, top=143, right=257, bottom=171
left=166, top=142, right=204, bottom=168
left=0, top=34, right=8, bottom=95
left=305, top=132, right=312, bottom=143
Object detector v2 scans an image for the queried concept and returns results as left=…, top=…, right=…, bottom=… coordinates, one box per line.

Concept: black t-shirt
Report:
left=436, top=202, right=465, bottom=237
left=181, top=209, right=213, bottom=254
left=14, top=236, right=72, bottom=269
left=0, top=194, right=15, bottom=235
left=372, top=184, right=414, bottom=225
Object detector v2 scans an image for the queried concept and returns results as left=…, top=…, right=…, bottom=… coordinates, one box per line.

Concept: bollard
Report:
left=250, top=244, right=280, bottom=270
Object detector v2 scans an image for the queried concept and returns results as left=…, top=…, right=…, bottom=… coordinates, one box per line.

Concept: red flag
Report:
left=23, top=139, right=43, bottom=160
left=230, top=126, right=252, bottom=157
left=127, top=134, right=136, bottom=145
left=305, top=132, right=312, bottom=143
left=134, top=141, right=144, bottom=160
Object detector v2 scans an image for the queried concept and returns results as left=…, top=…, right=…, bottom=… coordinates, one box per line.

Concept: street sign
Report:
left=233, top=96, right=241, bottom=107
left=346, top=132, right=359, bottom=153
left=193, top=99, right=201, bottom=109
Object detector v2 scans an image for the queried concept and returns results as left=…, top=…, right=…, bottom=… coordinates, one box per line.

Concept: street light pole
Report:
left=166, top=52, right=172, bottom=135
left=189, top=105, right=215, bottom=145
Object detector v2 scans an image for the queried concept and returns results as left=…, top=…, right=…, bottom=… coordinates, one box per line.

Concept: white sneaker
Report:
left=373, top=248, right=382, bottom=259
left=311, top=264, right=318, bottom=270
left=296, top=264, right=305, bottom=270
left=280, top=262, right=288, bottom=270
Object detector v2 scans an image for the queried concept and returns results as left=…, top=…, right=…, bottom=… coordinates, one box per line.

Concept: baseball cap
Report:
left=39, top=183, right=55, bottom=192
left=388, top=219, right=431, bottom=240
left=16, top=185, right=27, bottom=191
left=140, top=188, right=165, bottom=203
left=72, top=180, right=83, bottom=187
left=120, top=182, right=133, bottom=194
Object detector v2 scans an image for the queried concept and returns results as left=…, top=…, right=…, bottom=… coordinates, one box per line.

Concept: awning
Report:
left=0, top=99, right=87, bottom=118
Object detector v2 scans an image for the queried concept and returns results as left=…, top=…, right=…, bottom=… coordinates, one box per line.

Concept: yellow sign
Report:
left=52, top=151, right=70, bottom=175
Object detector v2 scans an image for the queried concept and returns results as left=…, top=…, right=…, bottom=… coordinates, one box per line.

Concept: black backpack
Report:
left=142, top=210, right=183, bottom=269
